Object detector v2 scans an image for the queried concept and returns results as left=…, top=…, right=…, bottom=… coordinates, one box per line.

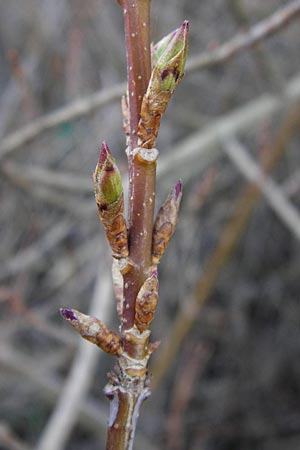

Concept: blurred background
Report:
left=1, top=0, right=300, bottom=449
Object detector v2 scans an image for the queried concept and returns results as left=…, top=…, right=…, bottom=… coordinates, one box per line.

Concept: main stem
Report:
left=121, top=0, right=155, bottom=334
left=105, top=2, right=154, bottom=449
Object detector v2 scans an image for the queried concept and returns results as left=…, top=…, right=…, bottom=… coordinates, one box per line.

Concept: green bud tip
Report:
left=94, top=142, right=123, bottom=205
left=157, top=20, right=189, bottom=90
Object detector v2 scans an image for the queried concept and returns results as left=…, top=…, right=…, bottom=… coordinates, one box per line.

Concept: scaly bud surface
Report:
left=152, top=180, right=182, bottom=264
left=138, top=21, right=189, bottom=148
left=60, top=307, right=122, bottom=355
left=93, top=142, right=128, bottom=258
left=134, top=270, right=159, bottom=332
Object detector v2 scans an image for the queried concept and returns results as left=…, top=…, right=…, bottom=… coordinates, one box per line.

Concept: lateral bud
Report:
left=151, top=27, right=180, bottom=67
left=134, top=270, right=159, bottom=332
left=138, top=21, right=189, bottom=148
left=93, top=142, right=128, bottom=258
left=152, top=180, right=182, bottom=264
left=60, top=308, right=122, bottom=355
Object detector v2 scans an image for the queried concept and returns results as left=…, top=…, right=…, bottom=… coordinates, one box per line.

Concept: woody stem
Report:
left=121, top=0, right=156, bottom=334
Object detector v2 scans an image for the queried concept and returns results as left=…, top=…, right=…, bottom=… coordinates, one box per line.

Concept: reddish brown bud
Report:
left=60, top=307, right=122, bottom=355
left=152, top=180, right=182, bottom=264
left=134, top=270, right=159, bottom=332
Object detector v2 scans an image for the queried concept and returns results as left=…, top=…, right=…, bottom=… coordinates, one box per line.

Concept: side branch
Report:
left=187, top=0, right=300, bottom=71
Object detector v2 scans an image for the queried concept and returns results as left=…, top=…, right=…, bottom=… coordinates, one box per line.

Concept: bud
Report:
left=138, top=21, right=189, bottom=148
left=60, top=308, right=122, bottom=355
left=151, top=28, right=179, bottom=67
left=156, top=21, right=188, bottom=89
left=152, top=180, right=182, bottom=264
left=93, top=142, right=128, bottom=258
left=134, top=270, right=159, bottom=332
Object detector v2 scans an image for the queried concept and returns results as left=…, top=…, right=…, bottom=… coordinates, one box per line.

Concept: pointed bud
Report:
left=152, top=180, right=182, bottom=264
left=94, top=142, right=122, bottom=205
left=93, top=142, right=128, bottom=258
left=134, top=270, right=159, bottom=332
left=60, top=308, right=122, bottom=355
left=156, top=21, right=189, bottom=89
left=138, top=21, right=189, bottom=148
left=151, top=28, right=179, bottom=67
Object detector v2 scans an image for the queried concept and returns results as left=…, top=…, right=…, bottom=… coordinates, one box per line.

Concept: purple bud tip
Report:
left=99, top=142, right=109, bottom=165
left=60, top=308, right=77, bottom=321
left=174, top=180, right=182, bottom=200
left=182, top=20, right=189, bottom=31
left=151, top=268, right=158, bottom=277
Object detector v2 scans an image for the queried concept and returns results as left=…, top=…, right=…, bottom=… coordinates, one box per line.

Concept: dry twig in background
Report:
left=151, top=103, right=300, bottom=386
left=36, top=261, right=112, bottom=450
left=1, top=1, right=300, bottom=160
left=223, top=136, right=300, bottom=242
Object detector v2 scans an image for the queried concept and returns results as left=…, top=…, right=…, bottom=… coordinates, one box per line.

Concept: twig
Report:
left=151, top=103, right=300, bottom=387
left=282, top=167, right=300, bottom=197
left=0, top=423, right=30, bottom=450
left=1, top=1, right=300, bottom=159
left=0, top=288, right=75, bottom=346
left=2, top=161, right=91, bottom=193
left=223, top=137, right=300, bottom=242
left=0, top=220, right=72, bottom=280
left=186, top=0, right=300, bottom=72
left=36, top=260, right=111, bottom=450
left=0, top=83, right=125, bottom=159
left=3, top=73, right=300, bottom=201
left=0, top=54, right=39, bottom=139
left=165, top=343, right=211, bottom=450
left=158, top=73, right=300, bottom=185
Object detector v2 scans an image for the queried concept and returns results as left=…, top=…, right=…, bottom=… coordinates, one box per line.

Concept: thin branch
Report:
left=0, top=288, right=75, bottom=346
left=186, top=0, right=300, bottom=72
left=282, top=167, right=300, bottom=197
left=158, top=74, right=300, bottom=185
left=3, top=73, right=300, bottom=202
left=0, top=423, right=30, bottom=450
left=151, top=103, right=300, bottom=387
left=2, top=161, right=91, bottom=193
left=0, top=220, right=72, bottom=280
left=223, top=137, right=300, bottom=242
left=1, top=1, right=300, bottom=159
left=165, top=343, right=211, bottom=450
left=0, top=83, right=125, bottom=159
